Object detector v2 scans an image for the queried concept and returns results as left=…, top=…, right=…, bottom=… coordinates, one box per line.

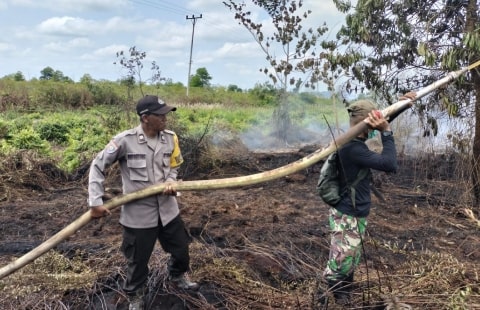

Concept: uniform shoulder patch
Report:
left=106, top=141, right=119, bottom=154
left=114, top=128, right=137, bottom=140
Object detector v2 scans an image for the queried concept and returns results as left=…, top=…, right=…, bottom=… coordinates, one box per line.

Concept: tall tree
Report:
left=224, top=0, right=329, bottom=143
left=332, top=0, right=480, bottom=201
left=189, top=67, right=212, bottom=88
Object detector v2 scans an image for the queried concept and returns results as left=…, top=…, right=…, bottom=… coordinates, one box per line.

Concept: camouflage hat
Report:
left=347, top=99, right=377, bottom=118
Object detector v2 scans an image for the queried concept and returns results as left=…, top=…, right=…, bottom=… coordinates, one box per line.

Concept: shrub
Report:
left=298, top=92, right=318, bottom=104
left=89, top=82, right=125, bottom=106
left=10, top=128, right=50, bottom=154
left=35, top=82, right=93, bottom=108
left=37, top=122, right=70, bottom=144
left=0, top=119, right=9, bottom=139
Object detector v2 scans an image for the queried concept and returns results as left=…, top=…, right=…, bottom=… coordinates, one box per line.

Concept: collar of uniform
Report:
left=135, top=125, right=148, bottom=144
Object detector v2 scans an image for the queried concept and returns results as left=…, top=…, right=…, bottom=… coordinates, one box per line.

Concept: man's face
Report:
left=146, top=113, right=167, bottom=131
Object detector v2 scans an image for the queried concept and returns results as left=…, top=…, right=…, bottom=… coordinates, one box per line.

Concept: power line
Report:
left=128, top=0, right=245, bottom=35
left=128, top=0, right=200, bottom=18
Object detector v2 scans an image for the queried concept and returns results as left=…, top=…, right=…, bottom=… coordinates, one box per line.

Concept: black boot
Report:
left=328, top=273, right=353, bottom=305
left=313, top=279, right=332, bottom=309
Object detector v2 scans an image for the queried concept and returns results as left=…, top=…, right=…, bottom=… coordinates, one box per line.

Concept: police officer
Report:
left=88, top=95, right=198, bottom=310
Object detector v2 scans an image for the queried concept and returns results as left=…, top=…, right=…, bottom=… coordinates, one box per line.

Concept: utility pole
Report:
left=186, top=14, right=202, bottom=97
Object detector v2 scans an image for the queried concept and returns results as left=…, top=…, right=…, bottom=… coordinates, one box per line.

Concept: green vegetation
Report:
left=189, top=67, right=212, bottom=88
left=0, top=77, right=347, bottom=173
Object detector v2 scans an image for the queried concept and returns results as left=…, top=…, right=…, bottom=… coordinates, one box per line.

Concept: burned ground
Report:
left=0, top=146, right=479, bottom=310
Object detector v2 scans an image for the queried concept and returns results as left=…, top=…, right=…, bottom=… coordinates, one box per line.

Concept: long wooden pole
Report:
left=1, top=62, right=479, bottom=280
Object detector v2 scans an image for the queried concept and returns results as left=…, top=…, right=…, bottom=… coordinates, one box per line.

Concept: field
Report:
left=0, top=136, right=479, bottom=309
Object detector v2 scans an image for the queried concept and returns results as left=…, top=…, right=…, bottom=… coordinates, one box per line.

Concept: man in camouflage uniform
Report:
left=319, top=93, right=416, bottom=306
left=88, top=95, right=198, bottom=310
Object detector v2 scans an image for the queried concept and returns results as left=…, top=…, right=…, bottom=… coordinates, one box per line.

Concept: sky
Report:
left=0, top=0, right=350, bottom=90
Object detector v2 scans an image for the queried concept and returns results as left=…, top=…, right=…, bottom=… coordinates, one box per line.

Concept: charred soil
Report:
left=0, top=147, right=479, bottom=309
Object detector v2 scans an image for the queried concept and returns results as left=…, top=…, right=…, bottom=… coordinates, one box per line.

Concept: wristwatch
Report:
left=382, top=130, right=393, bottom=137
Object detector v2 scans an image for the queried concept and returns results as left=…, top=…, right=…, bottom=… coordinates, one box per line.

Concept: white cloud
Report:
left=196, top=15, right=251, bottom=43
left=0, top=42, right=14, bottom=52
left=43, top=37, right=92, bottom=53
left=69, top=37, right=92, bottom=48
left=37, top=16, right=98, bottom=36
left=104, top=17, right=161, bottom=33
left=186, top=0, right=224, bottom=11
left=35, top=15, right=160, bottom=40
left=213, top=42, right=262, bottom=59
left=19, top=47, right=32, bottom=56
left=81, top=44, right=129, bottom=60
left=10, top=0, right=129, bottom=12
left=43, top=41, right=69, bottom=53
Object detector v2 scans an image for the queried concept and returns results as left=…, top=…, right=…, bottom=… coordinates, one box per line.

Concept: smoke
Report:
left=239, top=118, right=350, bottom=152
left=236, top=108, right=468, bottom=155
left=389, top=110, right=471, bottom=155
left=206, top=94, right=469, bottom=155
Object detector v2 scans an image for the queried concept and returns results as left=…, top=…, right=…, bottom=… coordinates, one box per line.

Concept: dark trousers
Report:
left=121, top=215, right=191, bottom=294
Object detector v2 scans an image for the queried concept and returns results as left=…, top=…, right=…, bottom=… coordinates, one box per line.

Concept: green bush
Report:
left=36, top=82, right=94, bottom=108
left=89, top=82, right=125, bottom=106
left=37, top=122, right=70, bottom=144
left=249, top=83, right=279, bottom=106
left=11, top=128, right=50, bottom=154
left=8, top=113, right=40, bottom=134
left=299, top=92, right=318, bottom=104
left=0, top=119, right=9, bottom=139
left=60, top=124, right=111, bottom=172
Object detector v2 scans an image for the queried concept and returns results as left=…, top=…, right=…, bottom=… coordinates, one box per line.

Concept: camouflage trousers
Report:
left=323, top=208, right=367, bottom=281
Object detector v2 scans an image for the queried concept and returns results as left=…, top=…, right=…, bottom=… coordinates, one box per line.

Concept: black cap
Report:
left=136, top=95, right=176, bottom=115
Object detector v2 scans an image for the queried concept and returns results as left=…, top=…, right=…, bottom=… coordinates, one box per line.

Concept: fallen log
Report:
left=0, top=61, right=478, bottom=280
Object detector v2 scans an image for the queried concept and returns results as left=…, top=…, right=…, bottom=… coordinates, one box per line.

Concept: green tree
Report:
left=224, top=0, right=329, bottom=142
left=1, top=71, right=25, bottom=81
left=39, top=67, right=72, bottom=82
left=189, top=67, right=212, bottom=88
left=332, top=0, right=480, bottom=201
left=53, top=70, right=73, bottom=83
left=14, top=71, right=25, bottom=81
left=40, top=66, right=55, bottom=80
left=227, top=84, right=243, bottom=92
left=79, top=74, right=94, bottom=88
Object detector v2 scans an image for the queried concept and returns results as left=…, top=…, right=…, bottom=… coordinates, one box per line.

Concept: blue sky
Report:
left=0, top=0, right=349, bottom=90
